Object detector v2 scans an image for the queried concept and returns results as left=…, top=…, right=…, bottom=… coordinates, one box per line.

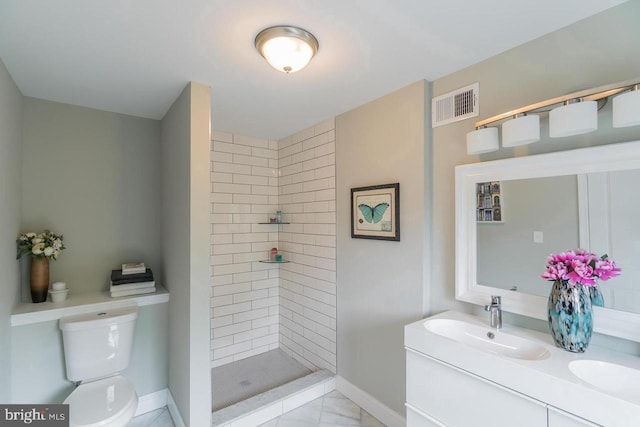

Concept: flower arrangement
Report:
left=17, top=231, right=66, bottom=260
left=541, top=249, right=620, bottom=286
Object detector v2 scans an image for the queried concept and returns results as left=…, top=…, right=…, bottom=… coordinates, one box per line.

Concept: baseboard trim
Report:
left=336, top=376, right=406, bottom=427
left=134, top=388, right=168, bottom=416
left=167, top=390, right=186, bottom=427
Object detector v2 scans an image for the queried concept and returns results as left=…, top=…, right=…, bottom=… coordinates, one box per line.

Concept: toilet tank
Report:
left=59, top=306, right=138, bottom=382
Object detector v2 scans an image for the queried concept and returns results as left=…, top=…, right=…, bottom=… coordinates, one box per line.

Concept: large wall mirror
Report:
left=456, top=140, right=640, bottom=342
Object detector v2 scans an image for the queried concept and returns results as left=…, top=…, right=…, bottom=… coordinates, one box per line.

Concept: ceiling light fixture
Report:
left=255, top=26, right=319, bottom=74
left=466, top=77, right=640, bottom=155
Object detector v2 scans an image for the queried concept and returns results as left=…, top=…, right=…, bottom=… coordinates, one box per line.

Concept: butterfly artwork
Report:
left=351, top=183, right=399, bottom=241
left=357, top=202, right=389, bottom=224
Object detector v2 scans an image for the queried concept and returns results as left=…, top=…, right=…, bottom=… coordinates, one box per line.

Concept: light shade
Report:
left=466, top=127, right=499, bottom=155
left=502, top=114, right=540, bottom=147
left=255, top=26, right=319, bottom=73
left=549, top=100, right=598, bottom=137
left=612, top=88, right=640, bottom=128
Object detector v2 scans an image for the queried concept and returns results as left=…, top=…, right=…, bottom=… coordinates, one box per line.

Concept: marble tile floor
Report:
left=125, top=390, right=384, bottom=427
left=258, top=391, right=386, bottom=427
left=128, top=407, right=175, bottom=427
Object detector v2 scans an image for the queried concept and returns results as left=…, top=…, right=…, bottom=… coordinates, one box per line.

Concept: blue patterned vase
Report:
left=588, top=285, right=605, bottom=307
left=547, top=280, right=593, bottom=353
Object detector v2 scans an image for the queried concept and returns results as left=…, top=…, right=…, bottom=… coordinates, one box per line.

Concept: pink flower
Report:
left=567, top=260, right=596, bottom=286
left=541, top=263, right=569, bottom=281
left=594, top=258, right=621, bottom=281
left=541, top=249, right=620, bottom=287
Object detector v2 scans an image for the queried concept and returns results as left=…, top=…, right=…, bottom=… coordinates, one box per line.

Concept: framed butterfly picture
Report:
left=351, top=183, right=400, bottom=241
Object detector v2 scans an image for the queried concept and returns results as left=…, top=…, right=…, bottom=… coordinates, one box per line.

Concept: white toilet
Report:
left=60, top=306, right=139, bottom=427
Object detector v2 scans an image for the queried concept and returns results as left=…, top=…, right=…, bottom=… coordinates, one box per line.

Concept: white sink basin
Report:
left=569, top=360, right=640, bottom=404
left=423, top=318, right=550, bottom=360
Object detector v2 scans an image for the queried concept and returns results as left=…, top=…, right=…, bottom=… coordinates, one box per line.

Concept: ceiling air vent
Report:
left=432, top=82, right=479, bottom=128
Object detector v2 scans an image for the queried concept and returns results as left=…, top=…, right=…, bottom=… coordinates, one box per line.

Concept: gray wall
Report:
left=21, top=98, right=162, bottom=296
left=10, top=304, right=169, bottom=403
left=160, top=82, right=211, bottom=426
left=7, top=97, right=170, bottom=404
left=431, top=1, right=640, bottom=344
left=336, top=80, right=429, bottom=415
left=0, top=58, right=23, bottom=403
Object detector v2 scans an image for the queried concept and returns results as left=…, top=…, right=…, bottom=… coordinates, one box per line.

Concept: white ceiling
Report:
left=0, top=0, right=626, bottom=140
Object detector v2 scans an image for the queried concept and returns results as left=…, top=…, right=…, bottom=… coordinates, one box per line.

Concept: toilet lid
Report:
left=64, top=375, right=137, bottom=426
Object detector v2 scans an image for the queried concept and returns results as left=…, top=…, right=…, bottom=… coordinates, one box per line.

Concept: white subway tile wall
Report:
left=210, top=130, right=281, bottom=367
left=278, top=118, right=337, bottom=373
left=210, top=118, right=336, bottom=372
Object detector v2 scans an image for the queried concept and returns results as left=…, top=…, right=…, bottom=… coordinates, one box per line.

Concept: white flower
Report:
left=18, top=230, right=65, bottom=260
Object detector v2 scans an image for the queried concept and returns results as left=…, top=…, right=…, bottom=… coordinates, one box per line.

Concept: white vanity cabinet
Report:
left=547, top=407, right=601, bottom=427
left=406, top=349, right=602, bottom=427
left=402, top=311, right=633, bottom=426
left=406, top=349, right=547, bottom=427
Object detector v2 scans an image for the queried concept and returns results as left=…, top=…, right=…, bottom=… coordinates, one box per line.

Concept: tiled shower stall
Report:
left=209, top=118, right=337, bottom=374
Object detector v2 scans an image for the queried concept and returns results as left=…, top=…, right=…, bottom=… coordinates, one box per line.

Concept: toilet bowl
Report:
left=64, top=375, right=138, bottom=427
left=59, top=307, right=139, bottom=427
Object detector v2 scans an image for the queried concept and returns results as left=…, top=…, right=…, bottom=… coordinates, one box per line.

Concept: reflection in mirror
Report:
left=477, top=176, right=578, bottom=299
left=456, top=140, right=640, bottom=341
left=587, top=169, right=640, bottom=313
left=476, top=171, right=640, bottom=314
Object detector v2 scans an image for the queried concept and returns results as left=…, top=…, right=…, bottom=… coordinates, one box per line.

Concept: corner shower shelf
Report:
left=258, top=222, right=290, bottom=225
left=259, top=259, right=290, bottom=263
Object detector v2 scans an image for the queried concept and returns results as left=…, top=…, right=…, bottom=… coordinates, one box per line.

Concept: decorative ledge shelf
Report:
left=258, top=260, right=290, bottom=263
left=257, top=222, right=290, bottom=225
left=11, top=285, right=170, bottom=327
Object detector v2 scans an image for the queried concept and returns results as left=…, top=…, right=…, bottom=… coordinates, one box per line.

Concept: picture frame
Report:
left=476, top=181, right=503, bottom=223
left=351, top=183, right=400, bottom=241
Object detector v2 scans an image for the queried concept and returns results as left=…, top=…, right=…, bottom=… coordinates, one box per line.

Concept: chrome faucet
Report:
left=484, top=295, right=502, bottom=329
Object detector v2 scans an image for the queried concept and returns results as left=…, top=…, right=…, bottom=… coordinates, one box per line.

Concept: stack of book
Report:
left=110, top=263, right=156, bottom=297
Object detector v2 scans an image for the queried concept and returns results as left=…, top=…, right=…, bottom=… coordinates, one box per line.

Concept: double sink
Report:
left=421, top=315, right=640, bottom=405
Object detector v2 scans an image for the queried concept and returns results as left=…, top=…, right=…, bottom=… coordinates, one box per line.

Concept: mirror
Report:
left=456, top=140, right=640, bottom=342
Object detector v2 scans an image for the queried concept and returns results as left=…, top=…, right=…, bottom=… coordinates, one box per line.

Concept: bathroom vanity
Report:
left=404, top=311, right=640, bottom=427
left=405, top=140, right=640, bottom=426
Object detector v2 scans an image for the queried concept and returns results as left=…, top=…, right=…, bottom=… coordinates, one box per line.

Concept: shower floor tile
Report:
left=211, top=348, right=312, bottom=411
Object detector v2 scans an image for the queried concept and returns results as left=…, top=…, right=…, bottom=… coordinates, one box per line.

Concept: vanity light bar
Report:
left=466, top=77, right=640, bottom=155
left=474, top=77, right=640, bottom=129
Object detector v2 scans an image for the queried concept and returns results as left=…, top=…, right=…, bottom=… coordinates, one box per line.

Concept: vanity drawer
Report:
left=406, top=403, right=447, bottom=427
left=406, top=349, right=547, bottom=427
left=548, top=406, right=602, bottom=427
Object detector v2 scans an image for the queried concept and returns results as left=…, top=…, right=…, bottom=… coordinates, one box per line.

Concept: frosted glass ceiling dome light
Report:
left=255, top=26, right=319, bottom=74
left=466, top=127, right=499, bottom=155
left=613, top=85, right=640, bottom=128
left=549, top=99, right=598, bottom=138
left=502, top=113, right=540, bottom=147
